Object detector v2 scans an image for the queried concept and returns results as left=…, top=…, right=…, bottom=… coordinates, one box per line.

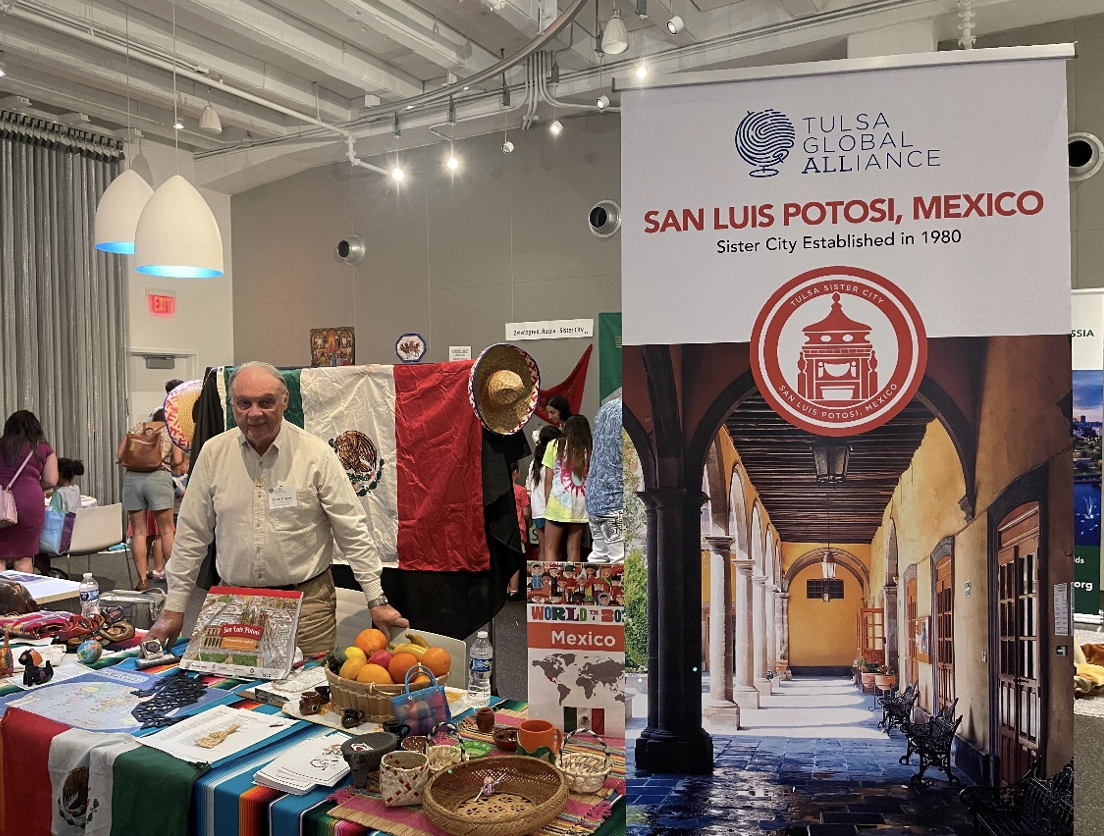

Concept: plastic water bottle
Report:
left=79, top=572, right=100, bottom=618
left=467, top=630, right=493, bottom=708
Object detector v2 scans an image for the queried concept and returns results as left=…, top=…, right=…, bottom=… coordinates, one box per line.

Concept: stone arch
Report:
left=886, top=518, right=900, bottom=584
left=623, top=403, right=655, bottom=491
left=703, top=436, right=728, bottom=537
left=750, top=502, right=765, bottom=575
left=782, top=548, right=870, bottom=595
left=729, top=465, right=751, bottom=561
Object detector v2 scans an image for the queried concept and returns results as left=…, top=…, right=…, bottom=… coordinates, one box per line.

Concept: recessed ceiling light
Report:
left=391, top=165, right=405, bottom=181
left=0, top=60, right=7, bottom=78
left=173, top=119, right=184, bottom=130
left=550, top=119, right=563, bottom=136
left=635, top=64, right=649, bottom=79
left=406, top=104, right=414, bottom=110
left=446, top=154, right=459, bottom=170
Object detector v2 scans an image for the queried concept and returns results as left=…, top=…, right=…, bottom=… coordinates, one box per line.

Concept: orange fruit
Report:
left=339, top=658, right=367, bottom=681
left=356, top=663, right=393, bottom=685
left=355, top=628, right=389, bottom=656
left=410, top=674, right=431, bottom=687
left=388, top=652, right=418, bottom=684
left=421, top=647, right=451, bottom=678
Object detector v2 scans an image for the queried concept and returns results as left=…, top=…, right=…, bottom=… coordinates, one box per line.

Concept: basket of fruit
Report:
left=325, top=629, right=452, bottom=721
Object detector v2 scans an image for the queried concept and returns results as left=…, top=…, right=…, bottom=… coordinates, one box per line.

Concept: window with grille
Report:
left=806, top=578, right=844, bottom=599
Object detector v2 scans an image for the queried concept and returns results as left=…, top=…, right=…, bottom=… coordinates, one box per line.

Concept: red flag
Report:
left=1, top=706, right=67, bottom=836
left=535, top=346, right=593, bottom=423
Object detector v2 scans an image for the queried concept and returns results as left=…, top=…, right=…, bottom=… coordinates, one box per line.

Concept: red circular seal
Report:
left=750, top=266, right=927, bottom=437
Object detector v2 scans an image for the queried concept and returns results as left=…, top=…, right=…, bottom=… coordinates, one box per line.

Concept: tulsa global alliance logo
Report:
left=750, top=266, right=927, bottom=436
left=736, top=108, right=941, bottom=177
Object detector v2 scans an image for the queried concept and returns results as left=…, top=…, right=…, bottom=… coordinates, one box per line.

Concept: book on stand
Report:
left=179, top=586, right=302, bottom=680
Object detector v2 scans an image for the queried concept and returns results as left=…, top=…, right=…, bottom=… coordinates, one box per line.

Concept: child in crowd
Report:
left=527, top=426, right=561, bottom=563
left=506, top=462, right=531, bottom=600
left=543, top=415, right=592, bottom=562
left=52, top=458, right=84, bottom=513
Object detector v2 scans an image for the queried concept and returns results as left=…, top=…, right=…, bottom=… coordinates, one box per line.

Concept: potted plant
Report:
left=874, top=664, right=897, bottom=691
left=859, top=659, right=878, bottom=690
left=775, top=644, right=789, bottom=674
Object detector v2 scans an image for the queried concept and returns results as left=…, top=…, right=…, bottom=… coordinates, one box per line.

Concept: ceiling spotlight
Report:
left=173, top=119, right=184, bottom=130
left=666, top=15, right=684, bottom=34
left=596, top=94, right=610, bottom=110
left=635, top=64, right=648, bottom=80
left=405, top=104, right=414, bottom=110
left=0, top=60, right=6, bottom=78
left=549, top=119, right=563, bottom=136
left=199, top=105, right=222, bottom=134
left=391, top=165, right=405, bottom=182
left=502, top=140, right=515, bottom=154
left=446, top=154, right=459, bottom=170
left=601, top=10, right=629, bottom=55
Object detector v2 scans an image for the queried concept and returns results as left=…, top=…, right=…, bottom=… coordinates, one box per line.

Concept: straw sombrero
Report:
left=163, top=379, right=203, bottom=454
left=468, top=344, right=540, bottom=435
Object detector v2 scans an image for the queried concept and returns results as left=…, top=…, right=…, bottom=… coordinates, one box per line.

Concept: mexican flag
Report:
left=221, top=362, right=487, bottom=572
left=1, top=706, right=207, bottom=836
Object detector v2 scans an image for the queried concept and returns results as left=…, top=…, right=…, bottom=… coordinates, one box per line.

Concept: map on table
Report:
left=180, top=586, right=303, bottom=680
left=0, top=667, right=227, bottom=733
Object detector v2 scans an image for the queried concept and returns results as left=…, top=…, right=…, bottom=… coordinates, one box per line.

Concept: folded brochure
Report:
left=254, top=729, right=351, bottom=794
left=179, top=586, right=302, bottom=680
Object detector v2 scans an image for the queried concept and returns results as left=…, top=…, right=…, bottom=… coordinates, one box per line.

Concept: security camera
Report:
left=1069, top=132, right=1104, bottom=182
left=588, top=200, right=621, bottom=239
left=335, top=234, right=365, bottom=264
left=502, top=140, right=515, bottom=154
left=666, top=15, right=684, bottom=34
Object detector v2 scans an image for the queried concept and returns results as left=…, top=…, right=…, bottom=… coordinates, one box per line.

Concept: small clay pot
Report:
left=314, top=685, right=331, bottom=702
left=475, top=707, right=495, bottom=733
left=492, top=726, right=519, bottom=752
left=341, top=708, right=364, bottom=729
left=299, top=691, right=323, bottom=715
left=401, top=735, right=431, bottom=753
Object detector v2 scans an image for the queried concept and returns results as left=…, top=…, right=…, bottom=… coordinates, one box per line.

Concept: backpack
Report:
left=120, top=423, right=164, bottom=472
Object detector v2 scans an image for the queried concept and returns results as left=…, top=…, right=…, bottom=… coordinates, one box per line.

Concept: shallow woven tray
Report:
left=324, top=667, right=450, bottom=721
left=422, top=756, right=568, bottom=836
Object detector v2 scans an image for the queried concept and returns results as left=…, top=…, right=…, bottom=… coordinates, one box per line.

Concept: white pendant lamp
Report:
left=199, top=104, right=222, bottom=134
left=135, top=174, right=223, bottom=278
left=601, top=10, right=629, bottom=55
left=94, top=168, right=153, bottom=254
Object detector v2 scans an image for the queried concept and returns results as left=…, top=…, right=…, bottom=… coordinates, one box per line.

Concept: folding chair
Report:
left=58, top=503, right=131, bottom=584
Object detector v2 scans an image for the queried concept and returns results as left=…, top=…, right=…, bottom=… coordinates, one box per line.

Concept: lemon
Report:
left=344, top=646, right=367, bottom=662
left=339, top=658, right=368, bottom=680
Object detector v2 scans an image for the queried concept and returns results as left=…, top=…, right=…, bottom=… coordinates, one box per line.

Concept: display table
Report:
left=0, top=647, right=625, bottom=836
left=0, top=570, right=80, bottom=604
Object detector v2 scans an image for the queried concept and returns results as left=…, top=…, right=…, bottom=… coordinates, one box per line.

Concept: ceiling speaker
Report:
left=335, top=234, right=365, bottom=264
left=1069, top=132, right=1104, bottom=182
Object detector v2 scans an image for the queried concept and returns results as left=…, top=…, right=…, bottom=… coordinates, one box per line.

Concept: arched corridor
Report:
left=627, top=675, right=973, bottom=836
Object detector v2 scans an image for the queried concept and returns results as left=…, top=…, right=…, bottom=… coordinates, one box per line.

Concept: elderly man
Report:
left=147, top=361, right=407, bottom=655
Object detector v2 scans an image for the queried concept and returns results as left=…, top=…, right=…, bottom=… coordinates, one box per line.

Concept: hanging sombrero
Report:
left=468, top=344, right=540, bottom=435
left=163, top=379, right=203, bottom=454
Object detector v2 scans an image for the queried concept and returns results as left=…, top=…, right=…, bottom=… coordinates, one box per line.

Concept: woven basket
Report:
left=426, top=722, right=467, bottom=774
left=422, top=756, right=568, bottom=836
left=324, top=667, right=449, bottom=721
left=558, top=728, right=611, bottom=794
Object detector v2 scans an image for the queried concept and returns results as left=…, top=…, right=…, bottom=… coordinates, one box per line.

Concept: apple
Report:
left=368, top=649, right=393, bottom=669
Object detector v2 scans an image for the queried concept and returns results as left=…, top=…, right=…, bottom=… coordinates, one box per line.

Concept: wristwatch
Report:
left=365, top=594, right=389, bottom=608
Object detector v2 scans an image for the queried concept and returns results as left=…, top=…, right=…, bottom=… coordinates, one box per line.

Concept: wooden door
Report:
left=858, top=608, right=885, bottom=665
left=996, top=503, right=1042, bottom=786
left=934, top=556, right=955, bottom=711
left=906, top=577, right=919, bottom=688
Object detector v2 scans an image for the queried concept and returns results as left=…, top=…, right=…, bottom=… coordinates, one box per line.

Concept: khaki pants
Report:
left=294, top=570, right=337, bottom=656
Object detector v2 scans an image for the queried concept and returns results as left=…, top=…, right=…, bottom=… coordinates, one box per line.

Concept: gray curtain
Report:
left=0, top=111, right=130, bottom=505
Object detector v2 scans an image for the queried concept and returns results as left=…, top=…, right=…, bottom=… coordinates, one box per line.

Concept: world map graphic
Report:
left=531, top=653, right=625, bottom=705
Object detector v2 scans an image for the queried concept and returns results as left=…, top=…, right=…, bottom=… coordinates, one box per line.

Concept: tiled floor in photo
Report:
left=627, top=677, right=973, bottom=835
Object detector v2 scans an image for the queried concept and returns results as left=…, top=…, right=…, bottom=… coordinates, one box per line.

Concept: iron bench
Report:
left=878, top=683, right=918, bottom=733
left=899, top=698, right=961, bottom=786
left=959, top=760, right=1073, bottom=836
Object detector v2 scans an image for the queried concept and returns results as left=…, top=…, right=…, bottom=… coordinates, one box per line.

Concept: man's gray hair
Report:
left=229, top=361, right=288, bottom=396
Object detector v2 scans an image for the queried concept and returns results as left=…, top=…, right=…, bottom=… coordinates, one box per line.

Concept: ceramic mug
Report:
left=382, top=720, right=411, bottom=742
left=517, top=719, right=563, bottom=760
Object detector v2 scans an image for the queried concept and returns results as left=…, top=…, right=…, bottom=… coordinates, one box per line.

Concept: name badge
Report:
left=268, top=486, right=298, bottom=510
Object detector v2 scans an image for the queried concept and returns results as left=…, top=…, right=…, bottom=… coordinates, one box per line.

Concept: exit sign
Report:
left=147, top=290, right=176, bottom=317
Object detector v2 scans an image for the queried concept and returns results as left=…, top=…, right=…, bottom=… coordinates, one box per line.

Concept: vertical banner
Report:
left=621, top=48, right=1074, bottom=785
left=1073, top=290, right=1104, bottom=618
left=599, top=312, right=622, bottom=401
left=526, top=561, right=626, bottom=737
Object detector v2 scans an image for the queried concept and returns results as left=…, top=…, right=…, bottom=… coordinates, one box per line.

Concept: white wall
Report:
left=123, top=139, right=234, bottom=424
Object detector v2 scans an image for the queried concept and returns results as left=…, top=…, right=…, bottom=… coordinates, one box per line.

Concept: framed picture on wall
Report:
left=310, top=327, right=355, bottom=367
left=916, top=616, right=931, bottom=663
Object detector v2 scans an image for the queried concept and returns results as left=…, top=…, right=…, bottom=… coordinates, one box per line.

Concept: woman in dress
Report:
left=0, top=411, right=58, bottom=573
left=542, top=415, right=592, bottom=562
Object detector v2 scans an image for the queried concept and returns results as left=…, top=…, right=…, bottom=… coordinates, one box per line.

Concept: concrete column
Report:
left=634, top=488, right=714, bottom=775
left=780, top=593, right=791, bottom=662
left=731, top=558, right=759, bottom=710
left=753, top=575, right=770, bottom=695
left=884, top=584, right=899, bottom=674
left=704, top=537, right=739, bottom=725
left=846, top=19, right=935, bottom=59
left=766, top=587, right=778, bottom=671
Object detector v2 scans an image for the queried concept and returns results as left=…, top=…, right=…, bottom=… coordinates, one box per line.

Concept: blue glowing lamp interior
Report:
left=136, top=264, right=223, bottom=278
left=95, top=241, right=136, bottom=254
